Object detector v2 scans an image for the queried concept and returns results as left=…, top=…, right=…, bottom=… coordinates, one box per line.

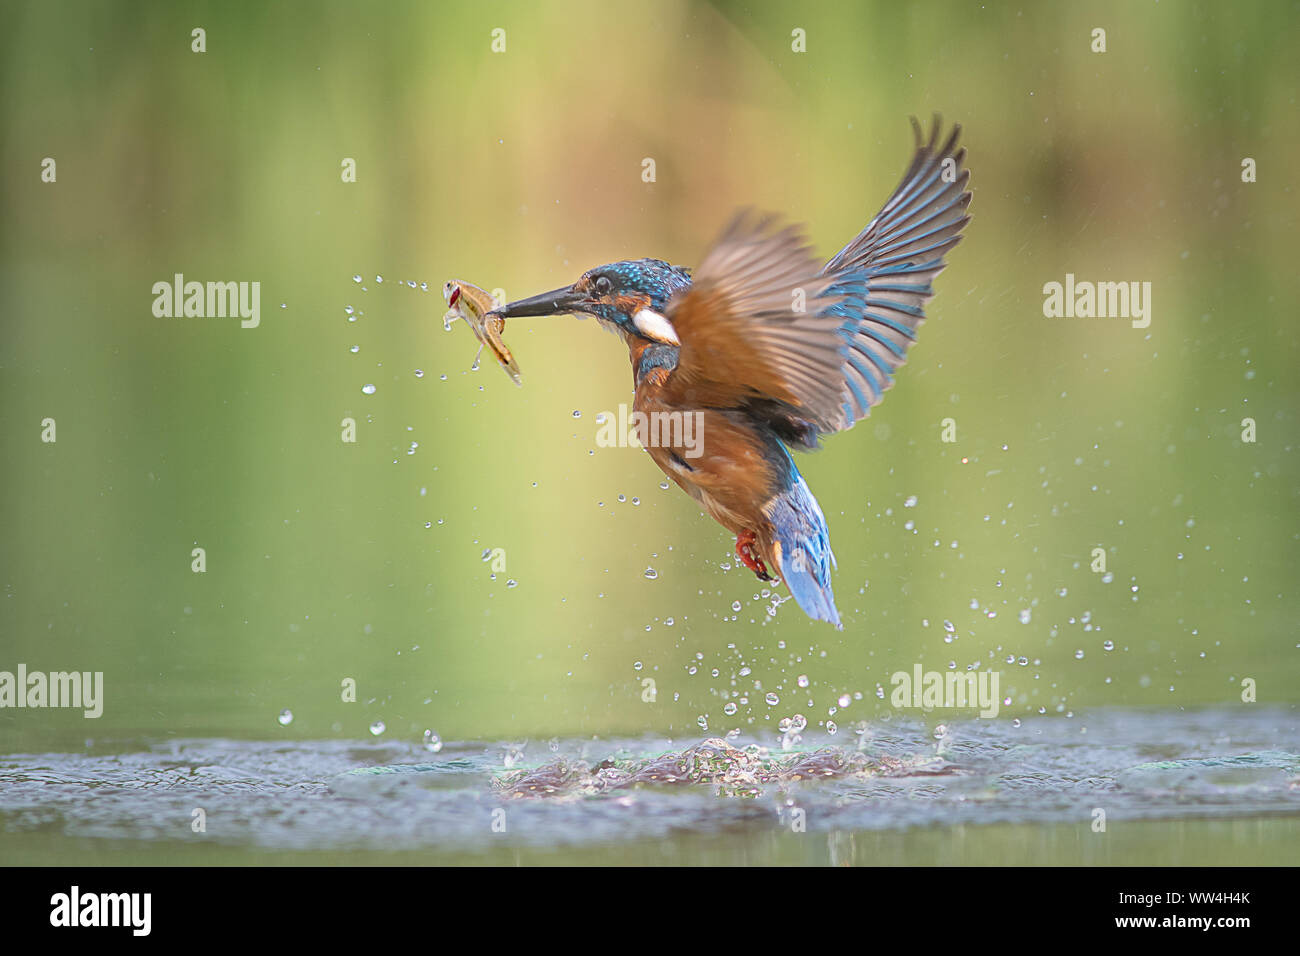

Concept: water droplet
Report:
left=765, top=692, right=779, bottom=706
left=1075, top=649, right=1085, bottom=660
left=797, top=674, right=809, bottom=688
left=838, top=694, right=850, bottom=708
left=278, top=709, right=293, bottom=726
left=1019, top=608, right=1032, bottom=624
left=904, top=495, right=918, bottom=508
left=414, top=369, right=424, bottom=378
left=353, top=274, right=362, bottom=283
left=369, top=720, right=386, bottom=736
left=506, top=579, right=518, bottom=588
left=361, top=384, right=376, bottom=395
left=644, top=567, right=658, bottom=580
left=732, top=600, right=742, bottom=611
left=375, top=275, right=384, bottom=283
left=349, top=345, right=360, bottom=353
left=572, top=410, right=581, bottom=418
left=1103, top=640, right=1115, bottom=651
left=423, top=729, right=443, bottom=753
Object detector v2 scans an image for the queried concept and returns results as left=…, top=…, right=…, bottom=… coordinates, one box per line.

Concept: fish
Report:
left=441, top=279, right=522, bottom=386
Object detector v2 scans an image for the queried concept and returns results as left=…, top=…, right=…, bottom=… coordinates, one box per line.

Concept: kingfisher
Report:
left=491, top=118, right=971, bottom=628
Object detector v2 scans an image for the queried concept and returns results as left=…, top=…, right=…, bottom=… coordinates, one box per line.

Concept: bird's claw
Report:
left=736, top=530, right=773, bottom=581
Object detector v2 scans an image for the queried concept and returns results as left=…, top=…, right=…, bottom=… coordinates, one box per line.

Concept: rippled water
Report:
left=2, top=708, right=1297, bottom=865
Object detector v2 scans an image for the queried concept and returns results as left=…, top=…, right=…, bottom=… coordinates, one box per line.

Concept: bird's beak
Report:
left=491, top=284, right=588, bottom=318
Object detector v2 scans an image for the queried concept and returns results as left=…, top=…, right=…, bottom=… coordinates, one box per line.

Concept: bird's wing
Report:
left=660, top=210, right=851, bottom=434
left=821, top=116, right=972, bottom=431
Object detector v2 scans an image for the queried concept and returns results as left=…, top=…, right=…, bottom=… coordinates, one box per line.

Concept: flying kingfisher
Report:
left=491, top=118, right=971, bottom=627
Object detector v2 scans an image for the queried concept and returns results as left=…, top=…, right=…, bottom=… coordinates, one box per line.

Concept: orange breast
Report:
left=633, top=376, right=784, bottom=536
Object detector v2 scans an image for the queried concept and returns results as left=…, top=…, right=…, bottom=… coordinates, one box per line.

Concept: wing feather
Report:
left=662, top=211, right=850, bottom=433
left=660, top=117, right=972, bottom=440
left=823, top=116, right=973, bottom=430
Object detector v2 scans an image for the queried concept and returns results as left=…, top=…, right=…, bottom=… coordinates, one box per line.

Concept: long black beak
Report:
left=491, top=284, right=588, bottom=318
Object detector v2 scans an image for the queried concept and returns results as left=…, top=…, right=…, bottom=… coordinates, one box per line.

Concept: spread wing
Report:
left=660, top=118, right=972, bottom=443
left=660, top=211, right=850, bottom=435
left=822, top=116, right=972, bottom=430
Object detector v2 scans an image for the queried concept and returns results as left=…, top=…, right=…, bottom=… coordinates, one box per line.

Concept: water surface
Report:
left=3, top=707, right=1295, bottom=865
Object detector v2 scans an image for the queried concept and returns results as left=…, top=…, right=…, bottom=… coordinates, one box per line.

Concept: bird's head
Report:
left=490, top=258, right=692, bottom=345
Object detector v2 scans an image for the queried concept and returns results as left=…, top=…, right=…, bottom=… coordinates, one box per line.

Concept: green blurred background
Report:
left=2, top=0, right=1297, bottom=751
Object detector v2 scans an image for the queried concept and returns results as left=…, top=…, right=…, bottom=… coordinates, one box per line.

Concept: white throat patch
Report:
left=632, top=308, right=680, bottom=345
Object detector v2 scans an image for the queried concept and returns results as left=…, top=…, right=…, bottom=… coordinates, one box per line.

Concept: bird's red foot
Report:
left=735, top=530, right=773, bottom=581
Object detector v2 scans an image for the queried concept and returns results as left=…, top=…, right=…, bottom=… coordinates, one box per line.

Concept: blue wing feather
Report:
left=820, top=116, right=972, bottom=431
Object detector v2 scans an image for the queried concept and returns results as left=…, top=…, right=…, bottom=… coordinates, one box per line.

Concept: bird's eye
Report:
left=593, top=275, right=612, bottom=295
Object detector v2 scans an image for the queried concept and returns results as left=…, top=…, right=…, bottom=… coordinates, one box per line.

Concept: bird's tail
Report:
left=766, top=472, right=841, bottom=628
